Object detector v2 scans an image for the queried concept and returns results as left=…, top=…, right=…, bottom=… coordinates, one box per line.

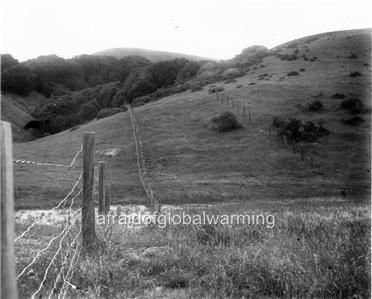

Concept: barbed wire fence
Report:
left=127, top=105, right=160, bottom=213
left=1, top=121, right=111, bottom=298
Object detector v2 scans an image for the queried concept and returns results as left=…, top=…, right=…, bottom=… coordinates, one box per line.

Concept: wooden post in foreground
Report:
left=82, top=132, right=96, bottom=254
left=0, top=121, right=18, bottom=299
left=283, top=135, right=287, bottom=147
left=98, top=161, right=106, bottom=214
left=105, top=185, right=110, bottom=215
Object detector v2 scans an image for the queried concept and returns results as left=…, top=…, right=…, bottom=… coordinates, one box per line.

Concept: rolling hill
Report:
left=93, top=47, right=213, bottom=62
left=10, top=28, right=371, bottom=209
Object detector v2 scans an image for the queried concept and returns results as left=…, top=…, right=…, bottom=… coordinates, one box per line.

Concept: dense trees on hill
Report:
left=2, top=47, right=257, bottom=136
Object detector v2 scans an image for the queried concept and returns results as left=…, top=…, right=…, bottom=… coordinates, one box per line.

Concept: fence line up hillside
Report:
left=127, top=105, right=160, bottom=211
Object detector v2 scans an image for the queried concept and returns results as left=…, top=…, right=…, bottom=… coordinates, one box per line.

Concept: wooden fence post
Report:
left=105, top=184, right=110, bottom=215
left=283, top=135, right=287, bottom=146
left=216, top=92, right=219, bottom=102
left=98, top=161, right=105, bottom=214
left=82, top=132, right=96, bottom=254
left=243, top=105, right=246, bottom=117
left=310, top=155, right=314, bottom=168
left=249, top=111, right=252, bottom=121
left=0, top=121, right=18, bottom=299
left=292, top=142, right=296, bottom=153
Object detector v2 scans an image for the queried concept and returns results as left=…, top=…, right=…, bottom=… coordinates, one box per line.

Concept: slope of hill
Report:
left=1, top=91, right=47, bottom=142
left=94, top=47, right=213, bottom=62
left=12, top=28, right=371, bottom=209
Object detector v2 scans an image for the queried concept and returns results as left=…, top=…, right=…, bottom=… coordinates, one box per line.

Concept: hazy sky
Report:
left=1, top=0, right=371, bottom=61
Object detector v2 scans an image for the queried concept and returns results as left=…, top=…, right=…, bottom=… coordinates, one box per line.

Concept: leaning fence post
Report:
left=82, top=132, right=97, bottom=254
left=104, top=184, right=110, bottom=215
left=0, top=121, right=18, bottom=299
left=98, top=161, right=106, bottom=214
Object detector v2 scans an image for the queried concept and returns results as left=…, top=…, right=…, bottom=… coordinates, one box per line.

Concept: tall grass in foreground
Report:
left=16, top=207, right=370, bottom=298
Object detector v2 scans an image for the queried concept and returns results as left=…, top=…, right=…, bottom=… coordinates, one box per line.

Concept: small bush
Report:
left=208, top=86, right=224, bottom=93
left=224, top=78, right=237, bottom=84
left=307, top=100, right=323, bottom=112
left=309, top=56, right=318, bottom=62
left=347, top=52, right=358, bottom=59
left=300, top=68, right=305, bottom=72
left=350, top=72, right=362, bottom=77
left=331, top=93, right=345, bottom=99
left=210, top=112, right=242, bottom=132
left=342, top=116, right=365, bottom=126
left=96, top=108, right=123, bottom=119
left=272, top=116, right=329, bottom=142
left=190, top=84, right=203, bottom=92
left=236, top=84, right=243, bottom=88
left=248, top=82, right=256, bottom=85
left=287, top=71, right=299, bottom=76
left=340, top=98, right=364, bottom=114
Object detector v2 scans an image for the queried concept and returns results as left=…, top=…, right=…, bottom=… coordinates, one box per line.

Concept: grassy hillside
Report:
left=94, top=47, right=212, bottom=62
left=12, top=28, right=371, bottom=209
left=1, top=91, right=47, bottom=142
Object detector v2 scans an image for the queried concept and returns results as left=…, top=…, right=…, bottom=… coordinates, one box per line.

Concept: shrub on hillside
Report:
left=342, top=116, right=365, bottom=126
left=347, top=52, right=358, bottom=59
left=272, top=116, right=329, bottom=142
left=350, top=72, right=362, bottom=77
left=208, top=86, right=224, bottom=94
left=331, top=93, right=345, bottom=99
left=210, top=112, right=242, bottom=132
left=96, top=108, right=123, bottom=119
left=307, top=100, right=323, bottom=112
left=340, top=98, right=364, bottom=114
left=287, top=71, right=299, bottom=76
left=300, top=68, right=305, bottom=72
left=190, top=84, right=203, bottom=92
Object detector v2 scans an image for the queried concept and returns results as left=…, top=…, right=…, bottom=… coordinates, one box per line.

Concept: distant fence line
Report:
left=127, top=105, right=160, bottom=212
left=215, top=91, right=316, bottom=168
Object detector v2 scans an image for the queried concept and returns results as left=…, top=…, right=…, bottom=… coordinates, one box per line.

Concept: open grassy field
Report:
left=12, top=29, right=371, bottom=209
left=8, top=28, right=371, bottom=298
left=15, top=200, right=370, bottom=298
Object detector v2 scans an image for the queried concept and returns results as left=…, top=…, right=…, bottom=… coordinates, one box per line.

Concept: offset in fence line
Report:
left=1, top=121, right=19, bottom=299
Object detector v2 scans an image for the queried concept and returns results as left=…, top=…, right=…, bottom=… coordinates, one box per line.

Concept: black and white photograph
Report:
left=0, top=0, right=371, bottom=298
